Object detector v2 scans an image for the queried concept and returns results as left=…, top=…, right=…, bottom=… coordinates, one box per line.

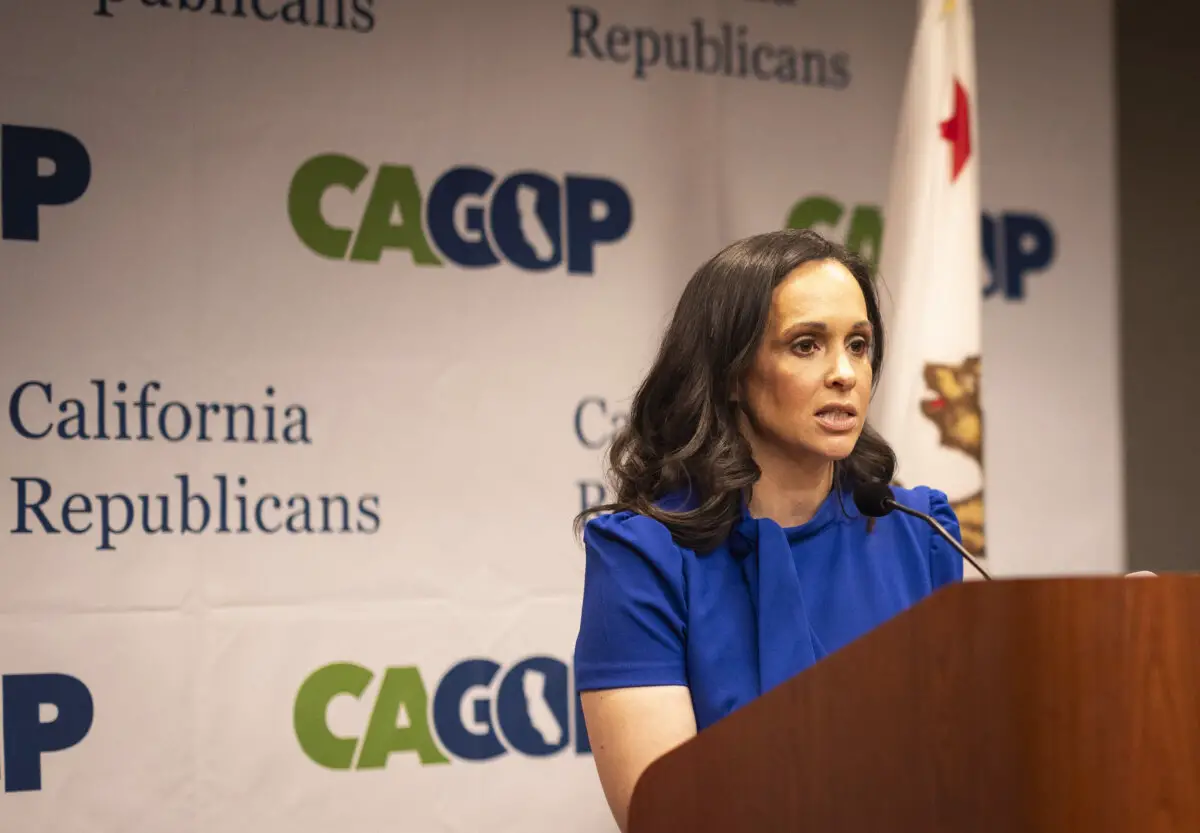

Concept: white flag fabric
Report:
left=872, top=0, right=985, bottom=557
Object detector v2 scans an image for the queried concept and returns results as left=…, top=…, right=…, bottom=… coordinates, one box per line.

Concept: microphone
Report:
left=854, top=482, right=992, bottom=581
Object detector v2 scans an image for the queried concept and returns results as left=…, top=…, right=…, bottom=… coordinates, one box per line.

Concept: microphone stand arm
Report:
left=885, top=499, right=993, bottom=581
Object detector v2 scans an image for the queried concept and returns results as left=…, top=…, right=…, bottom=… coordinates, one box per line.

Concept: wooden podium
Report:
left=627, top=576, right=1200, bottom=833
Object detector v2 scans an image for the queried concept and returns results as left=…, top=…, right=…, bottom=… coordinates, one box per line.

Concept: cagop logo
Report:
left=785, top=194, right=1056, bottom=300
left=1, top=124, right=91, bottom=242
left=0, top=673, right=94, bottom=793
left=289, top=155, right=633, bottom=276
left=294, top=657, right=589, bottom=769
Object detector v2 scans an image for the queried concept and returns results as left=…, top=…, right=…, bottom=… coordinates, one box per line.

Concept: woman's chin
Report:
left=814, top=434, right=860, bottom=461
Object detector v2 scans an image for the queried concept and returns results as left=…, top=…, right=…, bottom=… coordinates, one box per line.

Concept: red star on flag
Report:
left=939, top=79, right=972, bottom=182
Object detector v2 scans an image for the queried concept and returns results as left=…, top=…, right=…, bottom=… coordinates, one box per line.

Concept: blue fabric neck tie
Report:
left=728, top=507, right=825, bottom=695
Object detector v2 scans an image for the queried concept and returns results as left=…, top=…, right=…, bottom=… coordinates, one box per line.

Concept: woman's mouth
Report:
left=814, top=404, right=858, bottom=433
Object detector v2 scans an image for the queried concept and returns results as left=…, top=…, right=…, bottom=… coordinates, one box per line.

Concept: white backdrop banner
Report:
left=0, top=0, right=1119, bottom=830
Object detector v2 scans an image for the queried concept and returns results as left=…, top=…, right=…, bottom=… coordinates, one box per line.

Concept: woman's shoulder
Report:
left=581, top=505, right=691, bottom=568
left=582, top=507, right=664, bottom=540
left=871, top=483, right=963, bottom=586
left=583, top=487, right=700, bottom=542
left=883, top=483, right=957, bottom=519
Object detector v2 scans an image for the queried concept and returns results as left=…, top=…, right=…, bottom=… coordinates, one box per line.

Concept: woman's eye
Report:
left=849, top=338, right=870, bottom=356
left=793, top=338, right=817, bottom=355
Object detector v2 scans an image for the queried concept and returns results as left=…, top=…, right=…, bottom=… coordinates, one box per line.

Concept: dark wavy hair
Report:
left=575, top=228, right=896, bottom=553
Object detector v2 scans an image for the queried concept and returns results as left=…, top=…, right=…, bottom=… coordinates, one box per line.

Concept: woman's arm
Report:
left=574, top=512, right=694, bottom=830
left=581, top=685, right=698, bottom=833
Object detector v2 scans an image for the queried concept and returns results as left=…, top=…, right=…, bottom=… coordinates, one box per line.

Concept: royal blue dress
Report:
left=573, top=484, right=963, bottom=731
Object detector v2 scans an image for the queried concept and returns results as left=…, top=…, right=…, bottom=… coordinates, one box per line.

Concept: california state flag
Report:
left=873, top=0, right=985, bottom=557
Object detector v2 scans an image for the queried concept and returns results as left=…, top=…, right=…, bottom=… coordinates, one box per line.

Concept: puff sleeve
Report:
left=573, top=511, right=689, bottom=692
left=928, top=488, right=966, bottom=588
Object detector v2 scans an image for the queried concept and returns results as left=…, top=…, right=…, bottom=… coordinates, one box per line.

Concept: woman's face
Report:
left=738, top=258, right=874, bottom=465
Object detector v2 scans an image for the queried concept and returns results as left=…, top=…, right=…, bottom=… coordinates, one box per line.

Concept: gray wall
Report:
left=1118, top=0, right=1200, bottom=571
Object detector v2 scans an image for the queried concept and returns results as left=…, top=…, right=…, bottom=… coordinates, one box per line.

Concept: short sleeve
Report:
left=927, top=489, right=965, bottom=588
left=573, top=512, right=688, bottom=692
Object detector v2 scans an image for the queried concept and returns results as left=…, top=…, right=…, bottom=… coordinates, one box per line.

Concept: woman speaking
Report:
left=572, top=228, right=964, bottom=831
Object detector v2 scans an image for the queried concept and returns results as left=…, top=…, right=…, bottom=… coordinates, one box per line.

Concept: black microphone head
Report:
left=853, top=481, right=894, bottom=518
